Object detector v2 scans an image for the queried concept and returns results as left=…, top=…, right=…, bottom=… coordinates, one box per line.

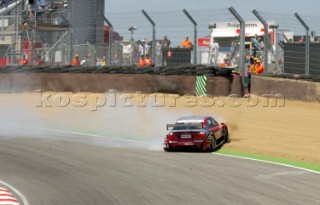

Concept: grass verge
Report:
left=216, top=149, right=320, bottom=172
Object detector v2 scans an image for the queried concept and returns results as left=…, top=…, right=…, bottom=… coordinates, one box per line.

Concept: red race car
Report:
left=163, top=116, right=228, bottom=152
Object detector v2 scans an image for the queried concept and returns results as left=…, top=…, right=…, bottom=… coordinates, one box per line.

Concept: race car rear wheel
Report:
left=209, top=136, right=216, bottom=152
left=163, top=145, right=173, bottom=152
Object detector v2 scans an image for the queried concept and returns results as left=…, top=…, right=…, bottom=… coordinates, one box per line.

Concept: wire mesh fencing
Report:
left=106, top=8, right=239, bottom=67
left=257, top=11, right=320, bottom=76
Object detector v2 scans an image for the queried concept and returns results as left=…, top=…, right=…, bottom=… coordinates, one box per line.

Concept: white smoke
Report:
left=0, top=92, right=194, bottom=151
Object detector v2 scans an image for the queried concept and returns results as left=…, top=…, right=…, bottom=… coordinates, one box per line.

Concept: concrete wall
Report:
left=207, top=76, right=243, bottom=97
left=0, top=73, right=243, bottom=97
left=251, top=76, right=320, bottom=102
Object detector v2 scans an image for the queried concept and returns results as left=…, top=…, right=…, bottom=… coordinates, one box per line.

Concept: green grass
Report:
left=70, top=128, right=98, bottom=136
left=216, top=149, right=320, bottom=172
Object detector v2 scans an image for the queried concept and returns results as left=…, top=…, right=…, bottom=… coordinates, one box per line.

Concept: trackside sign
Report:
left=212, top=21, right=275, bottom=30
left=198, top=38, right=210, bottom=47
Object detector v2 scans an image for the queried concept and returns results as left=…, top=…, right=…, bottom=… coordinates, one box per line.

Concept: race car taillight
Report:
left=168, top=133, right=179, bottom=141
left=193, top=132, right=206, bottom=140
left=198, top=132, right=206, bottom=139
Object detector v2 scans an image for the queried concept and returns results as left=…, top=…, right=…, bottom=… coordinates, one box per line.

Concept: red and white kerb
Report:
left=0, top=186, right=19, bottom=205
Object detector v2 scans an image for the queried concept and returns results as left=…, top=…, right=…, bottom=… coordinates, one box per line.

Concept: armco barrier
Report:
left=251, top=76, right=320, bottom=102
left=0, top=73, right=243, bottom=97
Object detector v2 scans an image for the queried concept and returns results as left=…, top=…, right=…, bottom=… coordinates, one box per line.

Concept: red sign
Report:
left=198, top=38, right=210, bottom=47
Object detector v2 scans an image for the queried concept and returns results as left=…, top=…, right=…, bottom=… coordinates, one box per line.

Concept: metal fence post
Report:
left=252, top=10, right=268, bottom=73
left=229, top=7, right=245, bottom=83
left=294, top=13, right=310, bottom=75
left=15, top=10, right=19, bottom=64
left=183, top=9, right=197, bottom=65
left=141, top=10, right=156, bottom=63
left=98, top=12, right=113, bottom=66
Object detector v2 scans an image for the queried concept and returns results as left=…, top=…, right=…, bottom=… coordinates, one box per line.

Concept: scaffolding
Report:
left=0, top=1, right=72, bottom=66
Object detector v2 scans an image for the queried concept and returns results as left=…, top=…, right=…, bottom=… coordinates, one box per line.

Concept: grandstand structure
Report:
left=0, top=0, right=105, bottom=66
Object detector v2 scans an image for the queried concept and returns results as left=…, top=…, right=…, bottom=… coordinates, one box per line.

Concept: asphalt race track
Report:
left=0, top=131, right=320, bottom=205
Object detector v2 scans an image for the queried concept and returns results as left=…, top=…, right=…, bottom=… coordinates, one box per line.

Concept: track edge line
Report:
left=213, top=153, right=320, bottom=175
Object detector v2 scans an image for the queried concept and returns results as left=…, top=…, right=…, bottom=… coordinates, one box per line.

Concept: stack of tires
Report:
left=0, top=64, right=234, bottom=77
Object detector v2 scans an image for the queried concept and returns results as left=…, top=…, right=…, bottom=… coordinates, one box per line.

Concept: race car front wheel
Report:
left=223, top=128, right=229, bottom=143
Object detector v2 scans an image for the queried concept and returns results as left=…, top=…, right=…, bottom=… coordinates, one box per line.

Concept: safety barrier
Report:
left=251, top=75, right=320, bottom=102
left=0, top=65, right=242, bottom=96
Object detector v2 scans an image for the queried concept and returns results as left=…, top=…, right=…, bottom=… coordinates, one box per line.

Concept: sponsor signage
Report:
left=211, top=21, right=275, bottom=30
left=198, top=38, right=210, bottom=47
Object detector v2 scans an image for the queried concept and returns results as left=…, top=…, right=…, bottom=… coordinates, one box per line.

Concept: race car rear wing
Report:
left=166, top=123, right=204, bottom=130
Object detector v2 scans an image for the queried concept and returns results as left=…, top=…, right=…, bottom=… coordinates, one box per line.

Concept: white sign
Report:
left=55, top=51, right=62, bottom=62
left=0, top=19, right=9, bottom=27
left=210, top=21, right=275, bottom=30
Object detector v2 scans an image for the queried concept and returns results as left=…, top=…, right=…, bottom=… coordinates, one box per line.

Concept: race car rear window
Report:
left=173, top=123, right=202, bottom=130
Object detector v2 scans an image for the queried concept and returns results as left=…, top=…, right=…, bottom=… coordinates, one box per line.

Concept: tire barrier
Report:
left=0, top=64, right=235, bottom=77
left=0, top=65, right=243, bottom=97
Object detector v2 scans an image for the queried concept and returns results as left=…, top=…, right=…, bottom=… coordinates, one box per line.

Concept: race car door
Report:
left=207, top=118, right=222, bottom=140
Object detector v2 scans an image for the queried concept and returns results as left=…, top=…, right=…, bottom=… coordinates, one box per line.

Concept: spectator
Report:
left=249, top=58, right=264, bottom=75
left=80, top=56, right=89, bottom=66
left=181, top=35, right=193, bottom=49
left=219, top=58, right=230, bottom=68
left=225, top=53, right=230, bottom=60
left=122, top=40, right=132, bottom=66
left=18, top=56, right=28, bottom=65
left=251, top=34, right=259, bottom=57
left=244, top=57, right=255, bottom=94
left=72, top=54, right=80, bottom=66
left=155, top=41, right=162, bottom=66
left=35, top=56, right=43, bottom=65
left=112, top=54, right=121, bottom=66
left=37, top=0, right=46, bottom=19
left=209, top=37, right=219, bottom=65
left=145, top=54, right=152, bottom=66
left=161, top=35, right=171, bottom=66
left=311, top=31, right=315, bottom=42
left=138, top=55, right=146, bottom=67
left=246, top=58, right=264, bottom=94
left=259, top=39, right=264, bottom=52
left=101, top=56, right=107, bottom=67
left=230, top=41, right=236, bottom=56
left=298, top=36, right=304, bottom=43
left=96, top=58, right=102, bottom=67
left=139, top=39, right=150, bottom=57
left=161, top=35, right=171, bottom=49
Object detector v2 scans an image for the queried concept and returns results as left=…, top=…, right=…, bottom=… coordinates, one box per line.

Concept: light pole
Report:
left=128, top=26, right=137, bottom=41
